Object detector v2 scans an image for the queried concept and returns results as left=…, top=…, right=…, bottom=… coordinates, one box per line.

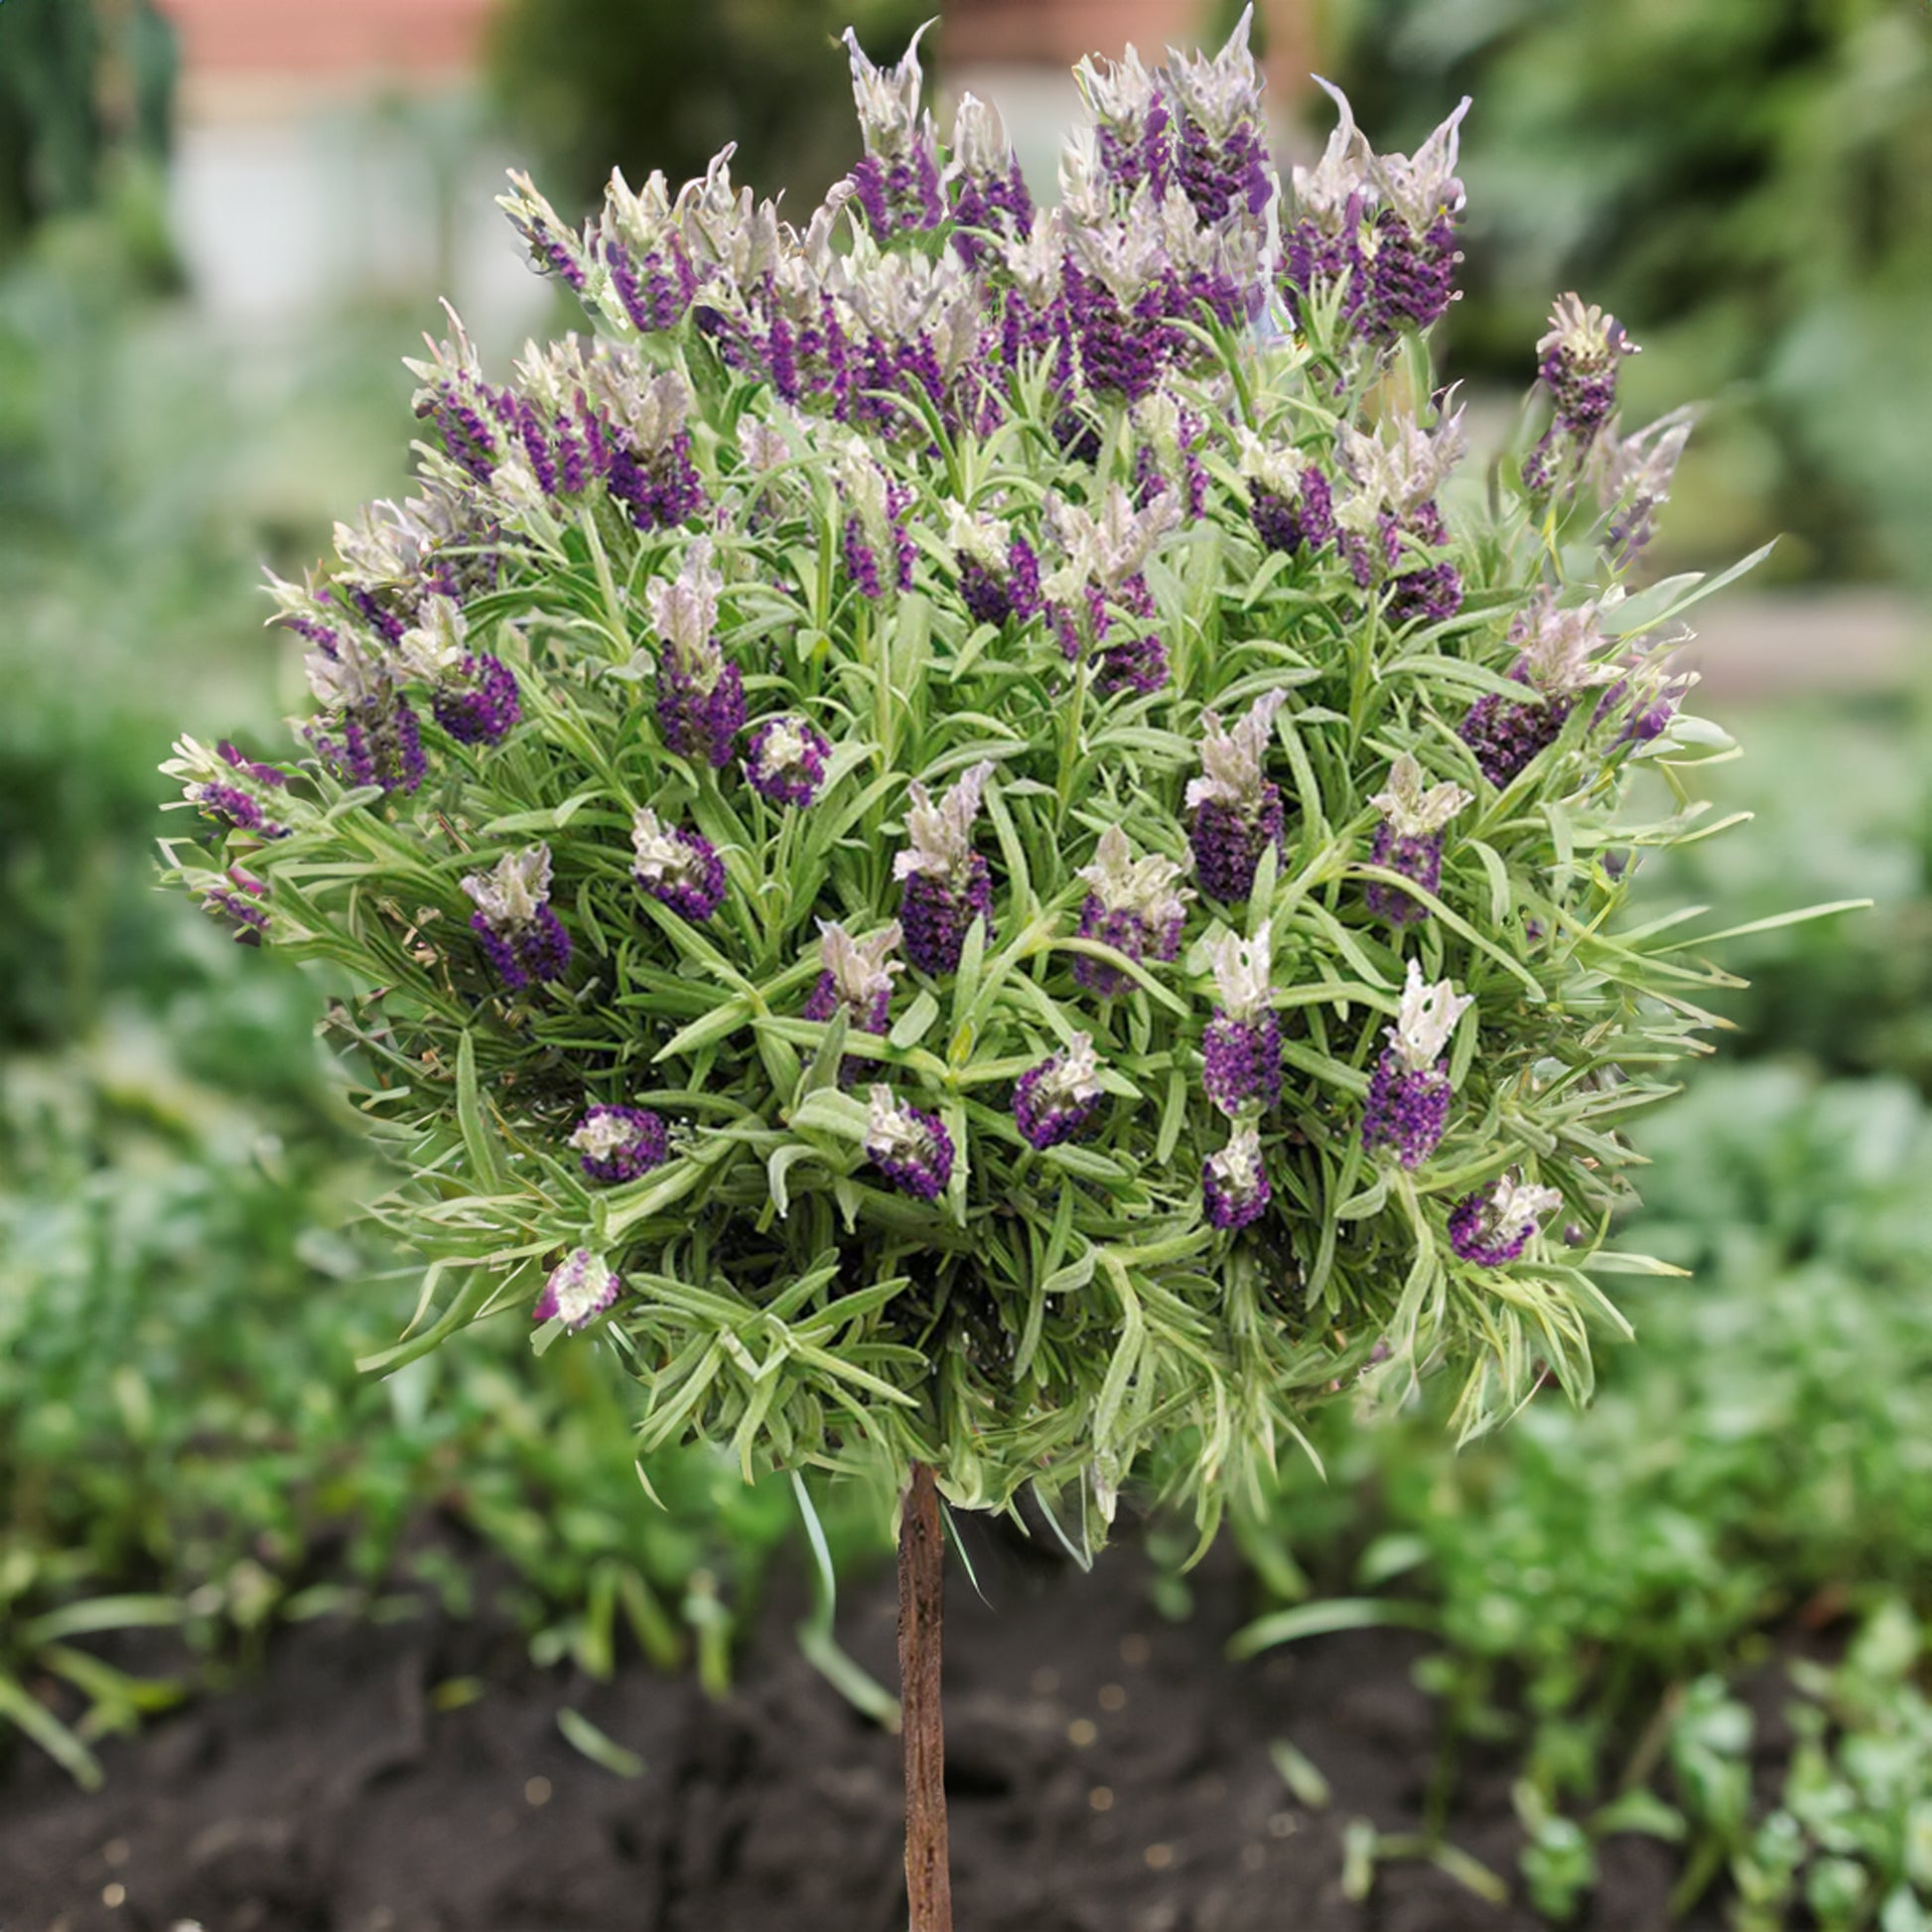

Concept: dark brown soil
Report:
left=0, top=1526, right=1712, bottom=1932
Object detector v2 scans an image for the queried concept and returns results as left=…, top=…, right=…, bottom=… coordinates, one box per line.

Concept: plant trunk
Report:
left=898, top=1459, right=952, bottom=1932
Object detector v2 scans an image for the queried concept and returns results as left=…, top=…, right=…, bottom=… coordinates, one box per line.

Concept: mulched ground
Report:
left=0, top=1525, right=1715, bottom=1932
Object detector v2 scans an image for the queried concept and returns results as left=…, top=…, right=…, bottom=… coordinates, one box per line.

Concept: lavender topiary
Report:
left=159, top=16, right=1834, bottom=1923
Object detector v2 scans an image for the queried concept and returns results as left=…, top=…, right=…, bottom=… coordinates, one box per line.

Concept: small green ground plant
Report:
left=156, top=15, right=1820, bottom=1918
left=1239, top=1056, right=1932, bottom=1921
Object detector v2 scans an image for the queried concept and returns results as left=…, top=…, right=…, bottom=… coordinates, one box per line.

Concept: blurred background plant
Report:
left=2, top=4, right=1929, bottom=1922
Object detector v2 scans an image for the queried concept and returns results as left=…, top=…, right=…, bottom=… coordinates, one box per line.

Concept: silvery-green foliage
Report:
left=159, top=17, right=1779, bottom=1541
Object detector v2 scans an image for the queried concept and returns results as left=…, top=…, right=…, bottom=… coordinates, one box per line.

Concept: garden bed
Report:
left=0, top=1530, right=1708, bottom=1932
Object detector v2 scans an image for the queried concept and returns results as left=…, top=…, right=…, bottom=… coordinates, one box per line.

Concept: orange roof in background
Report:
left=156, top=0, right=495, bottom=79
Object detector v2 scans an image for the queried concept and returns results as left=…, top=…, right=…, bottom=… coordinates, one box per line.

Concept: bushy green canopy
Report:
left=161, top=20, right=1779, bottom=1543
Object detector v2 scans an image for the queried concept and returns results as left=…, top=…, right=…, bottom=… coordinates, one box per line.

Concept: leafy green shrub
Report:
left=159, top=21, right=1786, bottom=1548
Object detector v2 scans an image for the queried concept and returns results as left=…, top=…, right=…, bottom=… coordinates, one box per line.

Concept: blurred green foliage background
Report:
left=1, top=0, right=1929, bottom=1916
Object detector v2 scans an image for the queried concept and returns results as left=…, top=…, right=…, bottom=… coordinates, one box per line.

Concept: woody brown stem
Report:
left=898, top=1459, right=953, bottom=1932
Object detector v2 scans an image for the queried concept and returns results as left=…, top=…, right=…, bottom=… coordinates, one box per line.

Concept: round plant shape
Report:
left=162, top=15, right=1785, bottom=1923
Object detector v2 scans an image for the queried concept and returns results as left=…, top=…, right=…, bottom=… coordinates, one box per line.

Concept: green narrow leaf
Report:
left=1228, top=1596, right=1437, bottom=1660
left=456, top=1032, right=507, bottom=1189
left=556, top=1707, right=646, bottom=1778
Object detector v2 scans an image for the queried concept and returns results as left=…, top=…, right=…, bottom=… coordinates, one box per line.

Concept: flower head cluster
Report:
left=894, top=762, right=996, bottom=975
left=533, top=1249, right=622, bottom=1330
left=631, top=808, right=726, bottom=922
left=1448, top=1171, right=1564, bottom=1268
left=1073, top=826, right=1191, bottom=996
left=1363, top=960, right=1473, bottom=1169
left=463, top=845, right=571, bottom=990
left=804, top=920, right=902, bottom=1037
left=1201, top=921, right=1281, bottom=1116
left=1524, top=294, right=1637, bottom=496
left=1365, top=754, right=1471, bottom=923
left=1284, top=80, right=1471, bottom=345
left=1186, top=693, right=1288, bottom=901
left=1014, top=1034, right=1106, bottom=1151
left=570, top=1105, right=669, bottom=1185
left=161, top=21, right=1765, bottom=1522
left=866, top=1086, right=954, bottom=1200
left=1458, top=592, right=1617, bottom=786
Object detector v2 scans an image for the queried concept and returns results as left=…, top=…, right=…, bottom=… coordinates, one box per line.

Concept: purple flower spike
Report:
left=947, top=95, right=1035, bottom=264
left=631, top=808, right=727, bottom=923
left=1096, top=633, right=1170, bottom=697
left=533, top=1249, right=621, bottom=1331
left=200, top=868, right=271, bottom=945
left=1241, top=433, right=1336, bottom=557
left=432, top=652, right=521, bottom=746
left=1072, top=825, right=1192, bottom=997
left=1203, top=1122, right=1271, bottom=1231
left=1162, top=9, right=1273, bottom=227
left=1459, top=593, right=1619, bottom=787
left=1365, top=754, right=1471, bottom=924
left=745, top=716, right=832, bottom=809
left=1448, top=1172, right=1564, bottom=1268
left=463, top=845, right=572, bottom=991
left=1523, top=294, right=1638, bottom=494
left=803, top=920, right=903, bottom=1053
left=1014, top=1034, right=1106, bottom=1151
left=570, top=1105, right=669, bottom=1185
left=1201, top=921, right=1281, bottom=1116
left=894, top=762, right=996, bottom=976
left=843, top=28, right=945, bottom=236
left=865, top=1086, right=955, bottom=1200
left=1361, top=961, right=1473, bottom=1169
left=950, top=504, right=1044, bottom=628
left=193, top=782, right=289, bottom=841
left=1186, top=693, right=1289, bottom=902
left=648, top=541, right=743, bottom=768
left=218, top=741, right=288, bottom=788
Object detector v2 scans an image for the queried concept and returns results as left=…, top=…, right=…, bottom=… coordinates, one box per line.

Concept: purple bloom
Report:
left=431, top=652, right=521, bottom=746
left=463, top=845, right=573, bottom=991
left=218, top=741, right=288, bottom=788
left=570, top=1105, right=669, bottom=1185
left=1072, top=825, right=1191, bottom=997
left=1013, top=1033, right=1106, bottom=1151
left=1282, top=83, right=1469, bottom=348
left=193, top=782, right=289, bottom=841
left=657, top=656, right=747, bottom=769
left=1596, top=408, right=1694, bottom=565
left=744, top=716, right=832, bottom=808
left=947, top=95, right=1035, bottom=264
left=1201, top=922, right=1281, bottom=1116
left=199, top=867, right=271, bottom=945
left=1203, top=1121, right=1271, bottom=1231
left=501, top=170, right=589, bottom=290
left=648, top=541, right=743, bottom=768
left=865, top=1086, right=955, bottom=1200
left=802, top=920, right=902, bottom=1042
left=631, top=808, right=727, bottom=923
left=1162, top=12, right=1273, bottom=227
left=303, top=630, right=427, bottom=795
left=1448, top=1172, right=1564, bottom=1268
left=1075, top=46, right=1172, bottom=200
left=1095, top=632, right=1170, bottom=697
left=843, top=28, right=945, bottom=237
left=1523, top=293, right=1637, bottom=495
left=1361, top=961, right=1473, bottom=1169
left=533, top=1249, right=621, bottom=1330
left=1365, top=754, right=1471, bottom=924
left=894, top=763, right=996, bottom=975
left=1458, top=686, right=1572, bottom=788
left=1186, top=693, right=1289, bottom=903
left=1249, top=468, right=1335, bottom=557
left=1459, top=594, right=1619, bottom=786
left=951, top=509, right=1043, bottom=628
